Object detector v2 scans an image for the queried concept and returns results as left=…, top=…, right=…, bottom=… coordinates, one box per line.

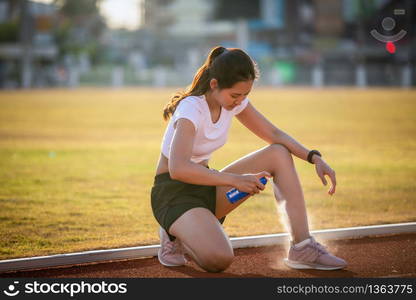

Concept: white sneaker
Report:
left=284, top=236, right=347, bottom=270
left=157, top=227, right=188, bottom=267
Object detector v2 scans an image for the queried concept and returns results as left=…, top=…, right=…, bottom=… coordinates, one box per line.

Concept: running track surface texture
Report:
left=1, top=233, right=415, bottom=278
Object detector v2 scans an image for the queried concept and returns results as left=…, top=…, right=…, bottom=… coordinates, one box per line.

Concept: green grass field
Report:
left=0, top=87, right=415, bottom=260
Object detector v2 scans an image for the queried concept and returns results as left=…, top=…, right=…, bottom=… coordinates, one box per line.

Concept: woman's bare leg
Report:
left=167, top=143, right=311, bottom=272
left=168, top=207, right=234, bottom=272
left=215, top=143, right=310, bottom=243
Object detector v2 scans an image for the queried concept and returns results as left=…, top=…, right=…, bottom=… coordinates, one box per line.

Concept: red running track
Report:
left=1, top=233, right=415, bottom=278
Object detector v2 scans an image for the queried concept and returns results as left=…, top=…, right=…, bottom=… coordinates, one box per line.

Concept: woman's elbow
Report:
left=169, top=168, right=181, bottom=180
left=168, top=161, right=188, bottom=180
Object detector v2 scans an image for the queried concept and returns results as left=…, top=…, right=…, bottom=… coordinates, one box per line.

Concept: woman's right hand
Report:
left=231, top=171, right=272, bottom=195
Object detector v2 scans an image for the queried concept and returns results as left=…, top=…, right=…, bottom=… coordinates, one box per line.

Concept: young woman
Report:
left=151, top=46, right=346, bottom=273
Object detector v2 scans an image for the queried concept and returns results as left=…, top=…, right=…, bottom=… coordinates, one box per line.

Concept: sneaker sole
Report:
left=157, top=249, right=186, bottom=267
left=283, top=258, right=346, bottom=271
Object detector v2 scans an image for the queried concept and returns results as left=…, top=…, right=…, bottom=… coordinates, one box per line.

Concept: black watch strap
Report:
left=307, top=150, right=321, bottom=164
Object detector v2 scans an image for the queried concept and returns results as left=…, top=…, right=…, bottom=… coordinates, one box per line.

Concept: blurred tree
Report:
left=213, top=0, right=260, bottom=20
left=52, top=0, right=107, bottom=64
left=54, top=0, right=102, bottom=16
left=0, top=22, right=19, bottom=43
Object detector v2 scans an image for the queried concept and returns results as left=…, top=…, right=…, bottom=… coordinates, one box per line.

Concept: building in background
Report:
left=0, top=0, right=108, bottom=88
left=0, top=0, right=414, bottom=88
left=0, top=0, right=58, bottom=88
left=139, top=0, right=415, bottom=87
left=213, top=0, right=415, bottom=86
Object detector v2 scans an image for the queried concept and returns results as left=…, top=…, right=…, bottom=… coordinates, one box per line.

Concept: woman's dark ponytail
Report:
left=163, top=46, right=258, bottom=121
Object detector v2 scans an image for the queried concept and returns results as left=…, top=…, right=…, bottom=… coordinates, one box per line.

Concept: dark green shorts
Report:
left=151, top=167, right=225, bottom=241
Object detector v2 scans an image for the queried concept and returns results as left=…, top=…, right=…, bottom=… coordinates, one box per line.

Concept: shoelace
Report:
left=162, top=241, right=176, bottom=254
left=311, top=239, right=329, bottom=256
left=162, top=239, right=184, bottom=255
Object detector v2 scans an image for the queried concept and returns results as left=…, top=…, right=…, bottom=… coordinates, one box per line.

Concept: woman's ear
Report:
left=209, top=78, right=218, bottom=90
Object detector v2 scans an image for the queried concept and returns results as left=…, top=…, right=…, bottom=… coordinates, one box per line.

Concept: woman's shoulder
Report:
left=178, top=95, right=205, bottom=111
left=181, top=95, right=204, bottom=104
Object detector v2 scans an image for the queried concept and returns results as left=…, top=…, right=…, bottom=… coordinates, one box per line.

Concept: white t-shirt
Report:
left=161, top=95, right=249, bottom=163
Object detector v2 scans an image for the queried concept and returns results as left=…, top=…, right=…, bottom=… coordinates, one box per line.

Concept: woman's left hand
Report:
left=313, top=156, right=337, bottom=196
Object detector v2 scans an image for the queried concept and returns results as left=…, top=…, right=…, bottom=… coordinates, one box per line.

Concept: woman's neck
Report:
left=204, top=91, right=221, bottom=112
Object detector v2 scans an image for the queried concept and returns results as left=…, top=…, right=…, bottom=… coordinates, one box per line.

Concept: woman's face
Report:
left=210, top=79, right=253, bottom=110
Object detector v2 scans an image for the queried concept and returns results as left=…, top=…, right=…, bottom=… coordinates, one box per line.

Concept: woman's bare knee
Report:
left=183, top=244, right=234, bottom=272
left=261, top=144, right=292, bottom=177
left=199, top=250, right=234, bottom=272
left=268, top=143, right=291, bottom=157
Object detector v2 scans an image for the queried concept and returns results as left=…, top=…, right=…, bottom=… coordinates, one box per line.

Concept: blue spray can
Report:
left=226, top=176, right=268, bottom=204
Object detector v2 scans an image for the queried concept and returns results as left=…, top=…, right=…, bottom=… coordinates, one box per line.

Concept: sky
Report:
left=32, top=0, right=142, bottom=30
left=99, top=0, right=141, bottom=30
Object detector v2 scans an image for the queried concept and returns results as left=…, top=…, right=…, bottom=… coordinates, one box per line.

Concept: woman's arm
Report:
left=236, top=103, right=336, bottom=195
left=169, top=118, right=236, bottom=186
left=235, top=102, right=321, bottom=164
left=170, top=118, right=271, bottom=194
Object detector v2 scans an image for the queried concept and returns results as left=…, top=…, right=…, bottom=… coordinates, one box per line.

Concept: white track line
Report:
left=378, top=273, right=415, bottom=278
left=0, top=222, right=415, bottom=273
